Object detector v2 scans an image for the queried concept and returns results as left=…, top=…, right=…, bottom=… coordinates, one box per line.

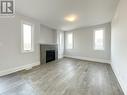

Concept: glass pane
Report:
left=67, top=33, right=73, bottom=49
left=59, top=33, right=62, bottom=49
left=23, top=24, right=32, bottom=51
left=94, top=29, right=104, bottom=50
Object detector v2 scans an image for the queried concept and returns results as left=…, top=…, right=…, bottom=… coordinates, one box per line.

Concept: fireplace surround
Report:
left=40, top=44, right=58, bottom=64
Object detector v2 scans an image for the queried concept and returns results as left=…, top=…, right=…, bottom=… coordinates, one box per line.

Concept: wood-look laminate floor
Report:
left=0, top=58, right=124, bottom=95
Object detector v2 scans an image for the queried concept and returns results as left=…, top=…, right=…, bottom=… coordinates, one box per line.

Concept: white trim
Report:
left=111, top=63, right=127, bottom=95
left=0, top=62, right=40, bottom=77
left=64, top=55, right=111, bottom=64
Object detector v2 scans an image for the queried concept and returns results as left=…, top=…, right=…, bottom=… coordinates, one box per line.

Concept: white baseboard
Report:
left=64, top=55, right=111, bottom=64
left=0, top=62, right=40, bottom=77
left=111, top=63, right=127, bottom=95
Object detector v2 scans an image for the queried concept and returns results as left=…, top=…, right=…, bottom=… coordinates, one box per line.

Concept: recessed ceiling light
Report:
left=64, top=14, right=77, bottom=22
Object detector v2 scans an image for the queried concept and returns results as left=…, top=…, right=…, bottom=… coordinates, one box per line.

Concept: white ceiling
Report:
left=16, top=0, right=119, bottom=31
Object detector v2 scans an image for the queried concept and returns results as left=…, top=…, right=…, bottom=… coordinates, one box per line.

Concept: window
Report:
left=59, top=32, right=62, bottom=49
left=57, top=31, right=64, bottom=58
left=21, top=21, right=34, bottom=52
left=94, top=29, right=105, bottom=50
left=66, top=32, right=73, bottom=49
left=57, top=31, right=64, bottom=50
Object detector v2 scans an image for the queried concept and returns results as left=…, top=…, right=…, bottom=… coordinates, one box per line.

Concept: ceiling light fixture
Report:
left=64, top=14, right=77, bottom=22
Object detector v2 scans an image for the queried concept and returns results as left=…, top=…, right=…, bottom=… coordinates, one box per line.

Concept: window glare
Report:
left=59, top=33, right=62, bottom=49
left=94, top=29, right=104, bottom=50
left=66, top=33, right=73, bottom=49
left=22, top=23, right=33, bottom=51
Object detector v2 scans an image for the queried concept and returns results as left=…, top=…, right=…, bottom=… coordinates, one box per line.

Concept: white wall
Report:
left=111, top=0, right=127, bottom=94
left=65, top=23, right=111, bottom=63
left=40, top=25, right=65, bottom=58
left=0, top=14, right=40, bottom=76
left=40, top=24, right=57, bottom=44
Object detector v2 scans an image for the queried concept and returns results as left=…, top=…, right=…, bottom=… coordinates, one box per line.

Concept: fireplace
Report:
left=46, top=50, right=55, bottom=63
left=40, top=44, right=58, bottom=64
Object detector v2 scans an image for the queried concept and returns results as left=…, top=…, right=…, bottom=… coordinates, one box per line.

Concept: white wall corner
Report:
left=111, top=63, right=127, bottom=95
left=0, top=62, right=40, bottom=77
left=64, top=55, right=111, bottom=64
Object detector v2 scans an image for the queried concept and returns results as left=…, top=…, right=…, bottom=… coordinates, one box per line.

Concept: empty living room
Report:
left=0, top=0, right=127, bottom=95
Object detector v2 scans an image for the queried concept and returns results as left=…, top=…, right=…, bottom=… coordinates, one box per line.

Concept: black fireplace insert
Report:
left=46, top=50, right=55, bottom=63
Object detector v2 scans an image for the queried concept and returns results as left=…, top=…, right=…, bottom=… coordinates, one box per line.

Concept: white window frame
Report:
left=65, top=32, right=74, bottom=50
left=21, top=20, right=34, bottom=53
left=93, top=28, right=105, bottom=51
